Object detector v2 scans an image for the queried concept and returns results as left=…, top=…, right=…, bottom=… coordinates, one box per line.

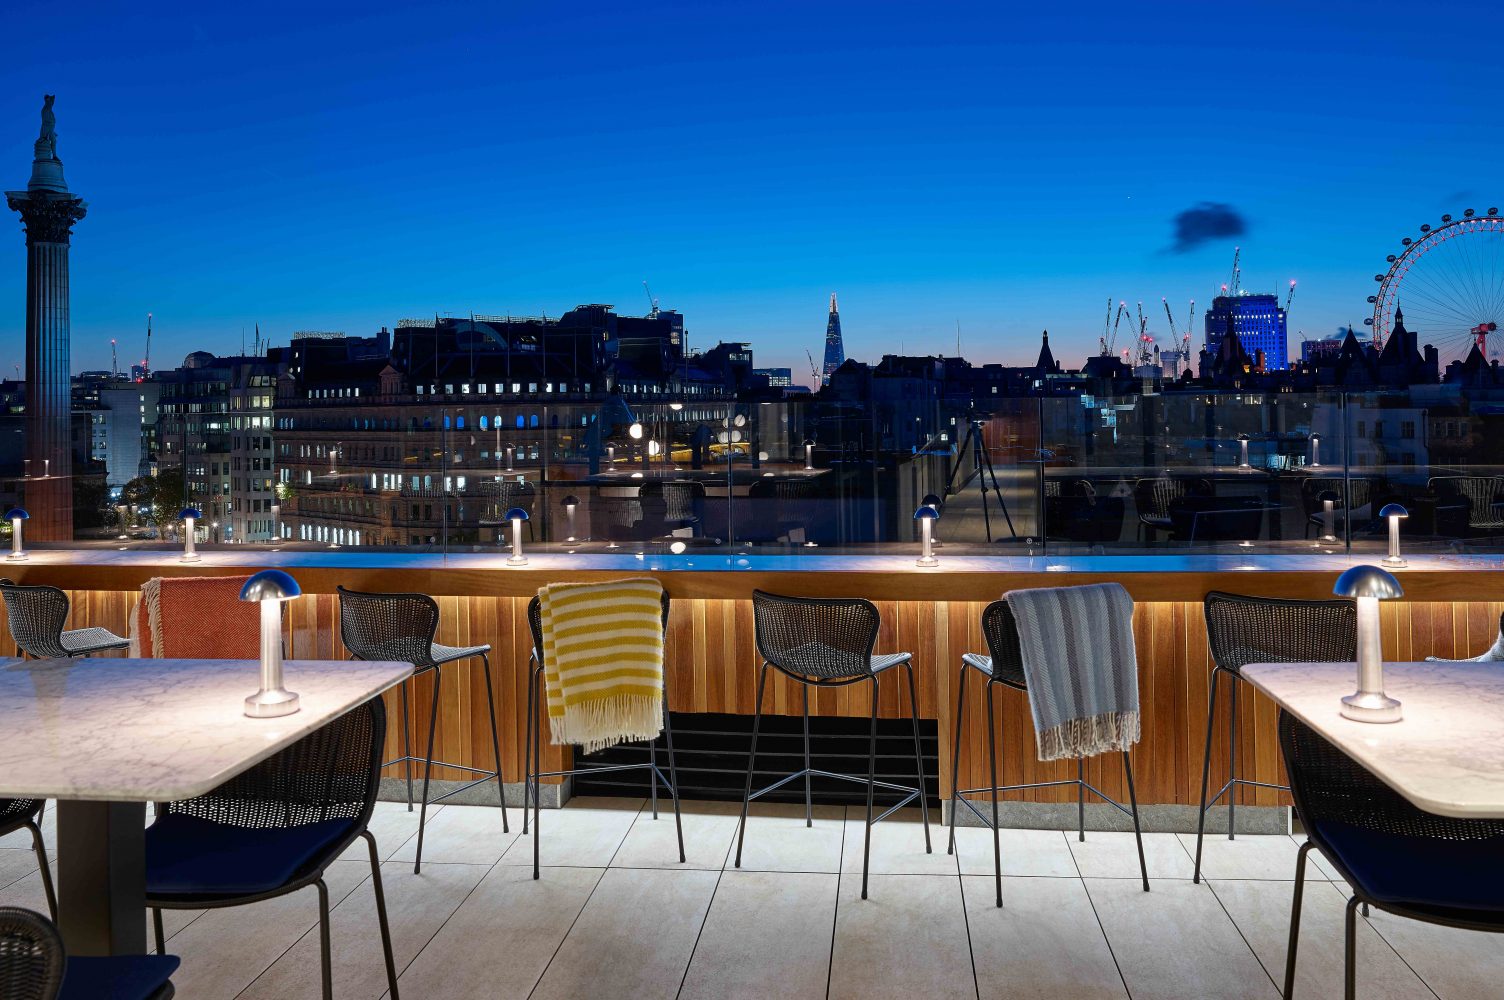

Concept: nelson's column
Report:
left=7, top=95, right=86, bottom=539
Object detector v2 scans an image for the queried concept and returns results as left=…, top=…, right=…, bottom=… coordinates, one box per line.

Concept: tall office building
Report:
left=1203, top=293, right=1289, bottom=370
left=821, top=293, right=845, bottom=385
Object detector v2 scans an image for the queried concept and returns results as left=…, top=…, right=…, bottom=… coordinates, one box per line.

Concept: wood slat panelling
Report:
left=5, top=589, right=1501, bottom=806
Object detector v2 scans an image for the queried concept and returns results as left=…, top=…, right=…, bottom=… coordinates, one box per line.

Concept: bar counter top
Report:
left=6, top=546, right=1500, bottom=602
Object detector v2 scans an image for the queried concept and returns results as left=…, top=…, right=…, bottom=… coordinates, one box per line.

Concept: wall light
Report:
left=505, top=507, right=530, bottom=566
left=239, top=570, right=301, bottom=718
left=1380, top=503, right=1408, bottom=568
left=178, top=507, right=203, bottom=563
left=6, top=508, right=28, bottom=562
left=1334, top=565, right=1403, bottom=723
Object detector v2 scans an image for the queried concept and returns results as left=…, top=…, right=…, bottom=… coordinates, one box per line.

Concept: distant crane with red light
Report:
left=805, top=348, right=820, bottom=385
left=1229, top=246, right=1242, bottom=297
left=1285, top=279, right=1297, bottom=313
left=138, top=313, right=152, bottom=382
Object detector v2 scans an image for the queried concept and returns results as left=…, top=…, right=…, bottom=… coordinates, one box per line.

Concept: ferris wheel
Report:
left=1368, top=207, right=1504, bottom=361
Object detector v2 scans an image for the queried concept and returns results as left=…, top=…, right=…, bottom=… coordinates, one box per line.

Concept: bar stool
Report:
left=0, top=580, right=129, bottom=659
left=523, top=591, right=684, bottom=879
left=1194, top=592, right=1356, bottom=883
left=947, top=600, right=1148, bottom=906
left=0, top=800, right=55, bottom=920
left=736, top=591, right=931, bottom=900
left=337, top=586, right=507, bottom=874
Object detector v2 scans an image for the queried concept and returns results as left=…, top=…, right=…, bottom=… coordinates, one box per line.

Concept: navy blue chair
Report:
left=144, top=698, right=399, bottom=1000
left=0, top=905, right=179, bottom=1000
left=0, top=800, right=55, bottom=920
left=1280, top=710, right=1504, bottom=999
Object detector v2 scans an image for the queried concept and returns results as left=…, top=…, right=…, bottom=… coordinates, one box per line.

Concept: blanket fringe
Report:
left=1037, top=710, right=1140, bottom=762
left=549, top=693, right=663, bottom=755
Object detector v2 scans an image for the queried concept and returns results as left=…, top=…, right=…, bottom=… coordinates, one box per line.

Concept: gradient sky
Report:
left=1, top=0, right=1499, bottom=379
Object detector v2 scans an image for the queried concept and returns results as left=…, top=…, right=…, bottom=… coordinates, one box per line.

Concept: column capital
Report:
left=6, top=190, right=87, bottom=244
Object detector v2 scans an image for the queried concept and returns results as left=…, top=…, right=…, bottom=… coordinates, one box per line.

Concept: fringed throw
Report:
left=1004, top=583, right=1141, bottom=761
left=539, top=577, right=665, bottom=754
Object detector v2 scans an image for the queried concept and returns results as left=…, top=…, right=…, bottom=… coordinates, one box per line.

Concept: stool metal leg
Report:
left=364, top=831, right=401, bottom=1000
left=1284, top=841, right=1314, bottom=998
left=532, top=666, right=543, bottom=880
left=1192, top=667, right=1221, bottom=883
left=946, top=664, right=968, bottom=856
left=1229, top=675, right=1240, bottom=842
left=480, top=652, right=509, bottom=832
left=1343, top=895, right=1360, bottom=1000
left=523, top=659, right=536, bottom=835
left=316, top=878, right=334, bottom=1000
left=661, top=694, right=686, bottom=863
left=649, top=724, right=660, bottom=821
left=734, top=663, right=769, bottom=869
left=27, top=819, right=56, bottom=921
left=801, top=684, right=813, bottom=828
left=1123, top=750, right=1149, bottom=892
left=414, top=664, right=443, bottom=874
left=400, top=682, right=414, bottom=811
left=986, top=678, right=1002, bottom=908
left=1077, top=757, right=1086, bottom=842
left=861, top=675, right=878, bottom=901
left=904, top=662, right=932, bottom=853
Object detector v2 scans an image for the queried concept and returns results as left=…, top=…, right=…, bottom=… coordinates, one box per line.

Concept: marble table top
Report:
left=0, top=657, right=411, bottom=803
left=1242, top=660, right=1504, bottom=819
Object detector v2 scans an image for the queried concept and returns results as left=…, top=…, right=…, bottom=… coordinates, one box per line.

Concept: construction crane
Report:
left=1100, top=298, right=1112, bottom=355
left=110, top=338, right=117, bottom=378
left=1285, top=279, right=1297, bottom=313
left=805, top=348, right=820, bottom=385
left=641, top=281, right=659, bottom=319
left=1104, top=300, right=1129, bottom=356
left=139, top=313, right=153, bottom=381
left=1229, top=246, right=1241, bottom=297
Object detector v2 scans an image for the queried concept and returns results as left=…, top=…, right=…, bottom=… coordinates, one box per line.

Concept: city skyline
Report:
left=1, top=1, right=1500, bottom=378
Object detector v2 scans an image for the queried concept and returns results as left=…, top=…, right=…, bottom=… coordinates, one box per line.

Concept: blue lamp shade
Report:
left=178, top=507, right=203, bottom=521
left=239, top=570, right=302, bottom=603
left=1334, top=565, right=1403, bottom=600
left=5, top=508, right=28, bottom=520
left=1379, top=503, right=1409, bottom=519
left=561, top=495, right=580, bottom=507
left=913, top=505, right=940, bottom=521
left=505, top=507, right=530, bottom=521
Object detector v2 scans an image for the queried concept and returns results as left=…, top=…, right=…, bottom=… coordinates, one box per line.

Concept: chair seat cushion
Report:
left=146, top=814, right=356, bottom=897
left=1317, top=818, right=1504, bottom=916
left=61, top=954, right=180, bottom=1000
left=60, top=626, right=129, bottom=655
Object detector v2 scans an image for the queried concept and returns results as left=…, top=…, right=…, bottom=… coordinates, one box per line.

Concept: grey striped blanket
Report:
left=1003, top=583, right=1141, bottom=760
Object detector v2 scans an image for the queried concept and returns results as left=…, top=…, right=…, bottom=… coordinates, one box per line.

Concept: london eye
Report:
left=1367, top=207, right=1504, bottom=362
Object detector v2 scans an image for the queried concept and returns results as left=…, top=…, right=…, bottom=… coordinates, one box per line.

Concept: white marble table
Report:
left=1242, top=660, right=1504, bottom=819
left=0, top=656, right=411, bottom=955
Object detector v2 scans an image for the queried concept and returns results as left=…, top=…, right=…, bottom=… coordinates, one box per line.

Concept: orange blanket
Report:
left=134, top=576, right=261, bottom=659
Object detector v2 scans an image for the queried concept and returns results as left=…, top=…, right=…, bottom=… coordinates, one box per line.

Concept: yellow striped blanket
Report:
left=539, top=577, right=665, bottom=753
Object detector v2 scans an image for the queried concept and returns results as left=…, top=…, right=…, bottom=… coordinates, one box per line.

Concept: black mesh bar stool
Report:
left=947, top=600, right=1148, bottom=906
left=0, top=801, right=55, bottom=921
left=1195, top=592, right=1356, bottom=883
left=523, top=591, right=684, bottom=878
left=0, top=581, right=128, bottom=659
left=337, top=586, right=507, bottom=873
left=736, top=590, right=931, bottom=900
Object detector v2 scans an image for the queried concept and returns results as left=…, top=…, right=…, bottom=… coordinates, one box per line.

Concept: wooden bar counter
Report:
left=6, top=548, right=1502, bottom=815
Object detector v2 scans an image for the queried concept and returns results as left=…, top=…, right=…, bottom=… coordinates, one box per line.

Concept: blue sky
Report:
left=1, top=1, right=1498, bottom=378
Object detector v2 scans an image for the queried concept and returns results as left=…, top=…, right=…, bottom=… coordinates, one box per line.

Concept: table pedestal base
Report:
left=56, top=800, right=147, bottom=956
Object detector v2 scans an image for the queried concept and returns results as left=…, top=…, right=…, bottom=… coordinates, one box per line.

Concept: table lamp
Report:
left=1380, top=503, right=1408, bottom=568
left=1309, top=434, right=1323, bottom=469
left=506, top=507, right=530, bottom=566
left=914, top=505, right=939, bottom=567
left=561, top=494, right=580, bottom=542
left=239, top=570, right=301, bottom=718
left=6, top=508, right=27, bottom=562
left=1334, top=565, right=1403, bottom=723
left=1236, top=434, right=1251, bottom=469
left=178, top=507, right=203, bottom=563
left=1317, top=490, right=1340, bottom=543
left=803, top=440, right=815, bottom=470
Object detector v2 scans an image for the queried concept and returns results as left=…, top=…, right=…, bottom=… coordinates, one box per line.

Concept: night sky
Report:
left=1, top=0, right=1498, bottom=378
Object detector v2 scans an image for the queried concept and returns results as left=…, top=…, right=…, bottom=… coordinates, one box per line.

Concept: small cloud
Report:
left=1443, top=190, right=1476, bottom=206
left=1167, top=202, right=1247, bottom=254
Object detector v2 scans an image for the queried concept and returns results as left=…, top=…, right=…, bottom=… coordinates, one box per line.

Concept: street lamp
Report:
left=1381, top=504, right=1409, bottom=568
left=5, top=508, right=28, bottom=562
left=178, top=507, right=203, bottom=563
left=506, top=507, right=530, bottom=566
left=914, top=505, right=939, bottom=568
left=1334, top=565, right=1403, bottom=723
left=239, top=570, right=301, bottom=718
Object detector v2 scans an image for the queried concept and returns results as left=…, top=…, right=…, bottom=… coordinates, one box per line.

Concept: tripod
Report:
left=946, top=419, right=1017, bottom=542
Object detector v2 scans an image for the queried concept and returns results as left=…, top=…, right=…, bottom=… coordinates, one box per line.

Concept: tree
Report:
left=121, top=468, right=186, bottom=536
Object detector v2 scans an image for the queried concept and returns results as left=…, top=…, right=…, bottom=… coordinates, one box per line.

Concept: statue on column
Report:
left=37, top=95, right=57, bottom=160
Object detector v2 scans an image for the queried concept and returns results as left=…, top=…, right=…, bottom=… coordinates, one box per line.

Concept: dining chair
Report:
left=947, top=599, right=1148, bottom=906
left=144, top=697, right=399, bottom=1000
left=523, top=590, right=684, bottom=879
left=1279, top=710, right=1504, bottom=999
left=0, top=905, right=179, bottom=1000
left=1197, top=593, right=1357, bottom=883
left=0, top=800, right=55, bottom=920
left=337, top=585, right=508, bottom=874
left=0, top=580, right=129, bottom=659
left=736, top=591, right=930, bottom=900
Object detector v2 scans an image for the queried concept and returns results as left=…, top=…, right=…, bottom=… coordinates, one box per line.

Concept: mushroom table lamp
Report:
left=1380, top=503, right=1409, bottom=568
left=1334, top=565, right=1403, bottom=724
left=561, top=494, right=580, bottom=543
left=239, top=570, right=301, bottom=718
left=5, top=508, right=28, bottom=562
left=1317, top=490, right=1340, bottom=543
left=1236, top=434, right=1251, bottom=470
left=1309, top=434, right=1323, bottom=469
left=803, top=440, right=815, bottom=471
left=506, top=507, right=530, bottom=566
left=178, top=507, right=203, bottom=563
left=914, top=505, right=940, bottom=568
